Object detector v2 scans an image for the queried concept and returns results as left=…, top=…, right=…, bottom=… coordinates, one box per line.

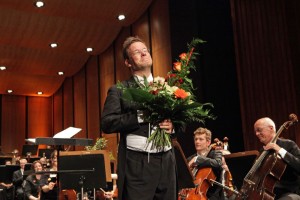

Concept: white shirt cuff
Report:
left=278, top=148, right=287, bottom=158
left=137, top=110, right=145, bottom=123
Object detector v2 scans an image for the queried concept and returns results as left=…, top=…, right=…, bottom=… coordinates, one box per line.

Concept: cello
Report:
left=235, top=114, right=298, bottom=200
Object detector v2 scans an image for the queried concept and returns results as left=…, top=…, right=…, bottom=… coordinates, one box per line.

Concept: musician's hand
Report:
left=159, top=119, right=173, bottom=134
left=188, top=156, right=198, bottom=169
left=103, top=191, right=114, bottom=199
left=48, top=182, right=55, bottom=190
left=263, top=142, right=281, bottom=153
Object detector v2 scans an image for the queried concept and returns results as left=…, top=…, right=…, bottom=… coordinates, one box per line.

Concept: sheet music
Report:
left=53, top=127, right=82, bottom=138
left=26, top=138, right=36, bottom=143
left=25, top=127, right=82, bottom=143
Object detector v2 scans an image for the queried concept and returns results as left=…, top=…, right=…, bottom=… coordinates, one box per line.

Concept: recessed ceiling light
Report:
left=37, top=91, right=43, bottom=95
left=50, top=43, right=58, bottom=48
left=35, top=1, right=44, bottom=8
left=86, top=47, right=93, bottom=52
left=58, top=71, right=64, bottom=75
left=118, top=14, right=125, bottom=21
left=0, top=66, right=6, bottom=70
left=7, top=90, right=13, bottom=93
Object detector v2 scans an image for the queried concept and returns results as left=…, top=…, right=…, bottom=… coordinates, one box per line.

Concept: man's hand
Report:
left=159, top=119, right=173, bottom=134
left=263, top=142, right=281, bottom=153
left=137, top=110, right=149, bottom=123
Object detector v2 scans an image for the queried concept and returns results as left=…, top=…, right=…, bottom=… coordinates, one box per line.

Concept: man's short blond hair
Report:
left=194, top=127, right=212, bottom=142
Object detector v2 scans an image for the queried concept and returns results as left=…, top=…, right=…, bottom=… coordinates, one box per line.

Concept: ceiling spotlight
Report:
left=86, top=47, right=93, bottom=52
left=7, top=90, right=13, bottom=93
left=50, top=43, right=58, bottom=48
left=118, top=14, right=125, bottom=21
left=0, top=66, right=6, bottom=70
left=37, top=91, right=43, bottom=95
left=58, top=71, right=64, bottom=75
left=35, top=1, right=44, bottom=8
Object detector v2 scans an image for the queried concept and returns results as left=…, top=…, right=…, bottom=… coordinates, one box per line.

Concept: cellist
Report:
left=187, top=127, right=224, bottom=200
left=254, top=117, right=300, bottom=200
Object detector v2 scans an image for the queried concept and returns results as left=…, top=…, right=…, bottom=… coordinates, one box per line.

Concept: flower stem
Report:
left=147, top=128, right=171, bottom=151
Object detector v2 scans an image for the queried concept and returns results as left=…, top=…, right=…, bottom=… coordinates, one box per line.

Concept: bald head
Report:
left=254, top=117, right=276, bottom=130
left=254, top=117, right=276, bottom=145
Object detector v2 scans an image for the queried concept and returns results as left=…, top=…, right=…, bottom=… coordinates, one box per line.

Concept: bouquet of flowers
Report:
left=118, top=38, right=215, bottom=150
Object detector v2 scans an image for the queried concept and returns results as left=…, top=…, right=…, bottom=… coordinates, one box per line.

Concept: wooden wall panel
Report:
left=115, top=28, right=131, bottom=82
left=99, top=46, right=115, bottom=112
left=73, top=68, right=87, bottom=140
left=150, top=0, right=172, bottom=76
left=27, top=96, right=52, bottom=151
left=132, top=12, right=151, bottom=51
left=1, top=95, right=26, bottom=153
left=99, top=46, right=118, bottom=159
left=53, top=87, right=63, bottom=134
left=63, top=77, right=74, bottom=128
left=86, top=56, right=101, bottom=140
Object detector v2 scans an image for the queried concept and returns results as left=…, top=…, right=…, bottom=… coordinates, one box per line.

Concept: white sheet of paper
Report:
left=53, top=127, right=82, bottom=138
left=25, top=138, right=36, bottom=143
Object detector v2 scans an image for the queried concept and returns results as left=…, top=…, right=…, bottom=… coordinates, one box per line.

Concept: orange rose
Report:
left=179, top=53, right=187, bottom=60
left=174, top=88, right=189, bottom=99
left=173, top=62, right=181, bottom=71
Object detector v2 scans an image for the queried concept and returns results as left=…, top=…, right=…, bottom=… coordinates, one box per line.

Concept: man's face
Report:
left=254, top=120, right=274, bottom=145
left=19, top=159, right=27, bottom=169
left=194, top=134, right=210, bottom=152
left=126, top=41, right=152, bottom=72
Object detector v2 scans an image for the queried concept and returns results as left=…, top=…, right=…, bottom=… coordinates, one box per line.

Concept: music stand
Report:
left=59, top=150, right=111, bottom=199
left=0, top=165, right=20, bottom=183
left=22, top=144, right=38, bottom=156
left=38, top=148, right=54, bottom=158
left=0, top=165, right=6, bottom=182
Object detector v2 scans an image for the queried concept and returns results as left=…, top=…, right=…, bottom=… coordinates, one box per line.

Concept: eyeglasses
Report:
left=131, top=48, right=149, bottom=57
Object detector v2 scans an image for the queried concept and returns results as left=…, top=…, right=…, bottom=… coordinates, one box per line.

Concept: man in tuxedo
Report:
left=12, top=158, right=27, bottom=200
left=101, top=36, right=180, bottom=200
left=254, top=117, right=300, bottom=200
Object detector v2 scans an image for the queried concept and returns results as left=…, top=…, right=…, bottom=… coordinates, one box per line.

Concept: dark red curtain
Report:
left=230, top=0, right=299, bottom=150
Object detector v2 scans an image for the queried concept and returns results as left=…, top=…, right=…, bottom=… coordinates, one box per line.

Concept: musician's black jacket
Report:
left=187, top=149, right=224, bottom=200
left=273, top=138, right=300, bottom=198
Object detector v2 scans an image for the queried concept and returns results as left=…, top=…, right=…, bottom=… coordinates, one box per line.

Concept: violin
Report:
left=214, top=137, right=236, bottom=198
left=224, top=170, right=235, bottom=198
left=236, top=114, right=298, bottom=200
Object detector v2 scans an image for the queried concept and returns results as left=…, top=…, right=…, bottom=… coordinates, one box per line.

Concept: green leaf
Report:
left=122, top=88, right=154, bottom=102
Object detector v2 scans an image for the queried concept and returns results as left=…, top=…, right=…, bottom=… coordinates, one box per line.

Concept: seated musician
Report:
left=40, top=150, right=58, bottom=200
left=39, top=157, right=47, bottom=171
left=187, top=127, right=224, bottom=200
left=254, top=117, right=300, bottom=200
left=23, top=160, right=45, bottom=200
left=12, top=158, right=28, bottom=200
